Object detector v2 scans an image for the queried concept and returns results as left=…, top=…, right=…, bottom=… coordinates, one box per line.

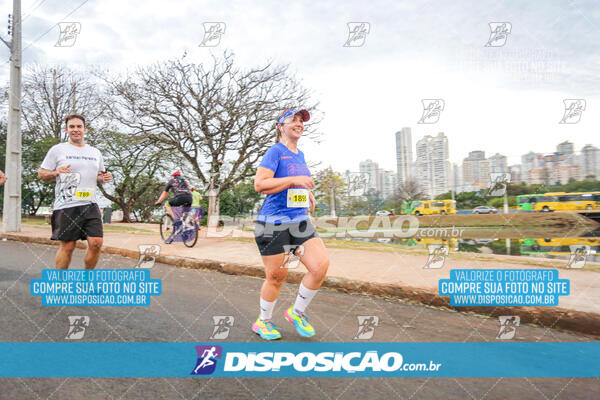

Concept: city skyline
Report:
left=351, top=131, right=599, bottom=199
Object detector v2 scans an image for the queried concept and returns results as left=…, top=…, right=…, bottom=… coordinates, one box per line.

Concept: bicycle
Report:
left=159, top=204, right=199, bottom=247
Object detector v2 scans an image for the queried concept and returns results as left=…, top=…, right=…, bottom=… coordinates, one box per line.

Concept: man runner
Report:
left=38, top=114, right=111, bottom=269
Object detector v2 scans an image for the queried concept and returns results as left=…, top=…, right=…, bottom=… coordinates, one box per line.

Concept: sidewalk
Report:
left=3, top=223, right=600, bottom=336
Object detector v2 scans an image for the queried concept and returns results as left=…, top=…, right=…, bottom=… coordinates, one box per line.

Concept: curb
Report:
left=2, top=233, right=599, bottom=338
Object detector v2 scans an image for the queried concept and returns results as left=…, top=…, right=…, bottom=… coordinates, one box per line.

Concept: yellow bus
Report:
left=413, top=237, right=459, bottom=251
left=519, top=238, right=600, bottom=255
left=409, top=200, right=457, bottom=216
left=526, top=191, right=600, bottom=212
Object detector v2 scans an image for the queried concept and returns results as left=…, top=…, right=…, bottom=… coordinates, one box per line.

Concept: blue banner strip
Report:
left=1, top=342, right=599, bottom=377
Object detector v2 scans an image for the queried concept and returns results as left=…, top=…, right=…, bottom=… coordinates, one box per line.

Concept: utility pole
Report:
left=1, top=0, right=22, bottom=233
left=329, top=186, right=336, bottom=217
left=504, top=187, right=511, bottom=254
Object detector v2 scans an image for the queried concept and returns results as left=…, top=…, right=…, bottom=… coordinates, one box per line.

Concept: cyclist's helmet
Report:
left=172, top=171, right=181, bottom=177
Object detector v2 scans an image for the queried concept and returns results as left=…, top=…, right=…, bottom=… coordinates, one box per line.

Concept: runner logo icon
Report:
left=418, top=99, right=445, bottom=124
left=424, top=245, right=448, bottom=269
left=559, top=99, right=586, bottom=124
left=210, top=317, right=234, bottom=339
left=65, top=316, right=89, bottom=340
left=191, top=345, right=222, bottom=375
left=485, top=22, right=512, bottom=47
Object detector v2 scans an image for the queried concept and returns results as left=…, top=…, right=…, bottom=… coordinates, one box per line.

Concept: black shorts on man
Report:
left=254, top=220, right=318, bottom=256
left=51, top=204, right=103, bottom=241
left=168, top=194, right=193, bottom=207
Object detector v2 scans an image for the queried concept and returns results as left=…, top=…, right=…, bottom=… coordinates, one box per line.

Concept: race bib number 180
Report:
left=287, top=188, right=309, bottom=208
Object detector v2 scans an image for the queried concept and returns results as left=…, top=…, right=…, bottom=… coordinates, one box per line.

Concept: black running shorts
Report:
left=51, top=204, right=103, bottom=241
left=254, top=220, right=318, bottom=256
left=168, top=194, right=193, bottom=207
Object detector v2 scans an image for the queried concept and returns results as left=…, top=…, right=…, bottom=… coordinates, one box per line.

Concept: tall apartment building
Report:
left=462, top=150, right=486, bottom=187
left=581, top=144, right=599, bottom=179
left=395, top=127, right=413, bottom=186
left=508, top=165, right=522, bottom=183
left=521, top=151, right=545, bottom=184
left=488, top=153, right=507, bottom=174
left=358, top=160, right=397, bottom=199
left=557, top=164, right=582, bottom=184
left=359, top=159, right=379, bottom=192
left=415, top=132, right=450, bottom=199
left=380, top=170, right=397, bottom=199
left=557, top=141, right=575, bottom=165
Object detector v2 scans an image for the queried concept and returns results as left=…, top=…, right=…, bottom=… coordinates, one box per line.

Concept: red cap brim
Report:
left=296, top=109, right=310, bottom=122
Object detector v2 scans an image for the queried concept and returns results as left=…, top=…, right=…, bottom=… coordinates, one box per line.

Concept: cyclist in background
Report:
left=154, top=171, right=193, bottom=218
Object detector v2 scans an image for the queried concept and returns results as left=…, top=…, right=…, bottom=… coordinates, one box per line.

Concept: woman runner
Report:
left=252, top=108, right=330, bottom=340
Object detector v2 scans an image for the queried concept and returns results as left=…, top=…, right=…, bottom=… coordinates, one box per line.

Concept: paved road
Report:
left=0, top=241, right=598, bottom=399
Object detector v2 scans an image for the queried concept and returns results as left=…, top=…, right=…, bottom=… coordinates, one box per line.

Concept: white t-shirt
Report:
left=40, top=142, right=105, bottom=210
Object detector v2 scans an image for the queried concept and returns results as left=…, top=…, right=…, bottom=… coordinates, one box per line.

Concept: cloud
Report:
left=0, top=0, right=598, bottom=172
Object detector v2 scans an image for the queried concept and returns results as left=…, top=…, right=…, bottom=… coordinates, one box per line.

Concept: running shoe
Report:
left=252, top=318, right=282, bottom=340
left=284, top=305, right=315, bottom=337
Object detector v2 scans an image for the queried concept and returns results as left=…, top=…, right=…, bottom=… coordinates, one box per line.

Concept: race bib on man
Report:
left=75, top=187, right=96, bottom=201
left=287, top=188, right=309, bottom=208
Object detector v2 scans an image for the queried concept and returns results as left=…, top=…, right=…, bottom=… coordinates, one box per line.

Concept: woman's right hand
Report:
left=291, top=175, right=315, bottom=189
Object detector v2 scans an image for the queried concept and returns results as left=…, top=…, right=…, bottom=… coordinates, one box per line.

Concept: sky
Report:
left=1, top=0, right=599, bottom=173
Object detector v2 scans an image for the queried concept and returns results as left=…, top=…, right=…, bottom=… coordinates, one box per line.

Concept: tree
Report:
left=344, top=197, right=371, bottom=216
left=101, top=52, right=320, bottom=226
left=488, top=196, right=516, bottom=208
left=395, top=178, right=426, bottom=204
left=21, top=65, right=106, bottom=141
left=93, top=131, right=170, bottom=222
left=21, top=136, right=59, bottom=215
left=219, top=180, right=262, bottom=217
left=389, top=178, right=426, bottom=212
left=314, top=167, right=347, bottom=217
left=130, top=178, right=165, bottom=222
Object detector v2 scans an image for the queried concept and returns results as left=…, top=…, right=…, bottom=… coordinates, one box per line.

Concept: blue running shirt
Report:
left=257, top=142, right=311, bottom=224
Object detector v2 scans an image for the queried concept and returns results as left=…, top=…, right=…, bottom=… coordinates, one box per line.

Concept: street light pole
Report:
left=2, top=0, right=22, bottom=233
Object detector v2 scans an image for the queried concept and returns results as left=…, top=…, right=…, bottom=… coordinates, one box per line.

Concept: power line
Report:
left=22, top=0, right=49, bottom=22
left=2, top=0, right=89, bottom=66
left=22, top=0, right=89, bottom=52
